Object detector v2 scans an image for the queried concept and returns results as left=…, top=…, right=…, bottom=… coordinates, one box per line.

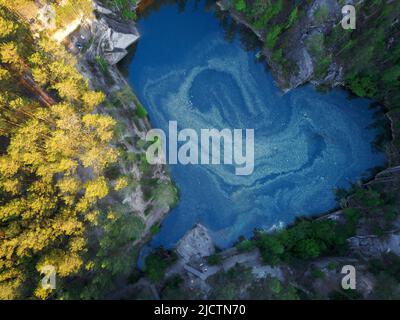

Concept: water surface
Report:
left=123, top=0, right=386, bottom=249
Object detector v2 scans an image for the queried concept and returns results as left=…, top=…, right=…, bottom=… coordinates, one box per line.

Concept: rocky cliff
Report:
left=92, top=2, right=140, bottom=65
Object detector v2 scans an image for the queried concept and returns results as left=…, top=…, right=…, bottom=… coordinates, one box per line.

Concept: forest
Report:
left=0, top=0, right=146, bottom=299
left=1, top=0, right=400, bottom=301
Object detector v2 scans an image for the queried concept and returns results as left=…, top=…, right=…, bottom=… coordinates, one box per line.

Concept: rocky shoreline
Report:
left=72, top=0, right=399, bottom=299
left=70, top=0, right=178, bottom=251
left=216, top=0, right=399, bottom=163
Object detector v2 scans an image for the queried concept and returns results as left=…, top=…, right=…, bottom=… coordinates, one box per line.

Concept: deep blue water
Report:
left=124, top=0, right=386, bottom=249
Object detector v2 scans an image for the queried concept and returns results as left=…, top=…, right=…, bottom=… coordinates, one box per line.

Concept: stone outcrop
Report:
left=349, top=233, right=400, bottom=257
left=176, top=224, right=215, bottom=263
left=217, top=0, right=344, bottom=90
left=73, top=1, right=177, bottom=250
left=100, top=16, right=140, bottom=65
left=93, top=2, right=113, bottom=15
left=91, top=15, right=140, bottom=65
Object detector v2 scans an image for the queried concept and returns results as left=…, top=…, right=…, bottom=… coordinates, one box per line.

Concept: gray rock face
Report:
left=93, top=2, right=113, bottom=15
left=176, top=224, right=215, bottom=263
left=217, top=0, right=345, bottom=91
left=101, top=17, right=140, bottom=65
left=91, top=14, right=140, bottom=65
left=287, top=47, right=314, bottom=88
left=307, top=0, right=341, bottom=23
left=349, top=233, right=400, bottom=257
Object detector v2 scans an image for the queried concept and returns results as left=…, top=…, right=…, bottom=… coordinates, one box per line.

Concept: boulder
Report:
left=176, top=224, right=215, bottom=263
left=98, top=16, right=140, bottom=65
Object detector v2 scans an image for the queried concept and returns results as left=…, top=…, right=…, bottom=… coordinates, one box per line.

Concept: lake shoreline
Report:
left=128, top=0, right=391, bottom=245
left=92, top=0, right=398, bottom=299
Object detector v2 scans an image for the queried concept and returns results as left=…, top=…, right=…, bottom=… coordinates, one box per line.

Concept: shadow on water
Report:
left=118, top=42, right=138, bottom=77
left=137, top=0, right=218, bottom=17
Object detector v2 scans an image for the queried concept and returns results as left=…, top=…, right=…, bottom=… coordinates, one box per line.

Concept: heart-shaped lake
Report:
left=123, top=0, right=386, bottom=248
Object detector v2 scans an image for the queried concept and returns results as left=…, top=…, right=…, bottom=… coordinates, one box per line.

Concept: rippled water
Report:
left=124, top=0, right=386, bottom=249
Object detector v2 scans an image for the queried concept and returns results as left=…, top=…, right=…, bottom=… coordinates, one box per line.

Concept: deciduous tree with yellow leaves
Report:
left=0, top=5, right=119, bottom=299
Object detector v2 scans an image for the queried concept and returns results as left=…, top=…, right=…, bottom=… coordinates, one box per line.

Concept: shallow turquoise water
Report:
left=124, top=0, right=386, bottom=249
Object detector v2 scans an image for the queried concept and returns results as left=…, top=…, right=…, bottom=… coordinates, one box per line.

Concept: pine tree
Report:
left=0, top=5, right=119, bottom=299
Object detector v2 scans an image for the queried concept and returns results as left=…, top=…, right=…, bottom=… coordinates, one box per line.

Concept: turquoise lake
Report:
left=123, top=0, right=387, bottom=249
